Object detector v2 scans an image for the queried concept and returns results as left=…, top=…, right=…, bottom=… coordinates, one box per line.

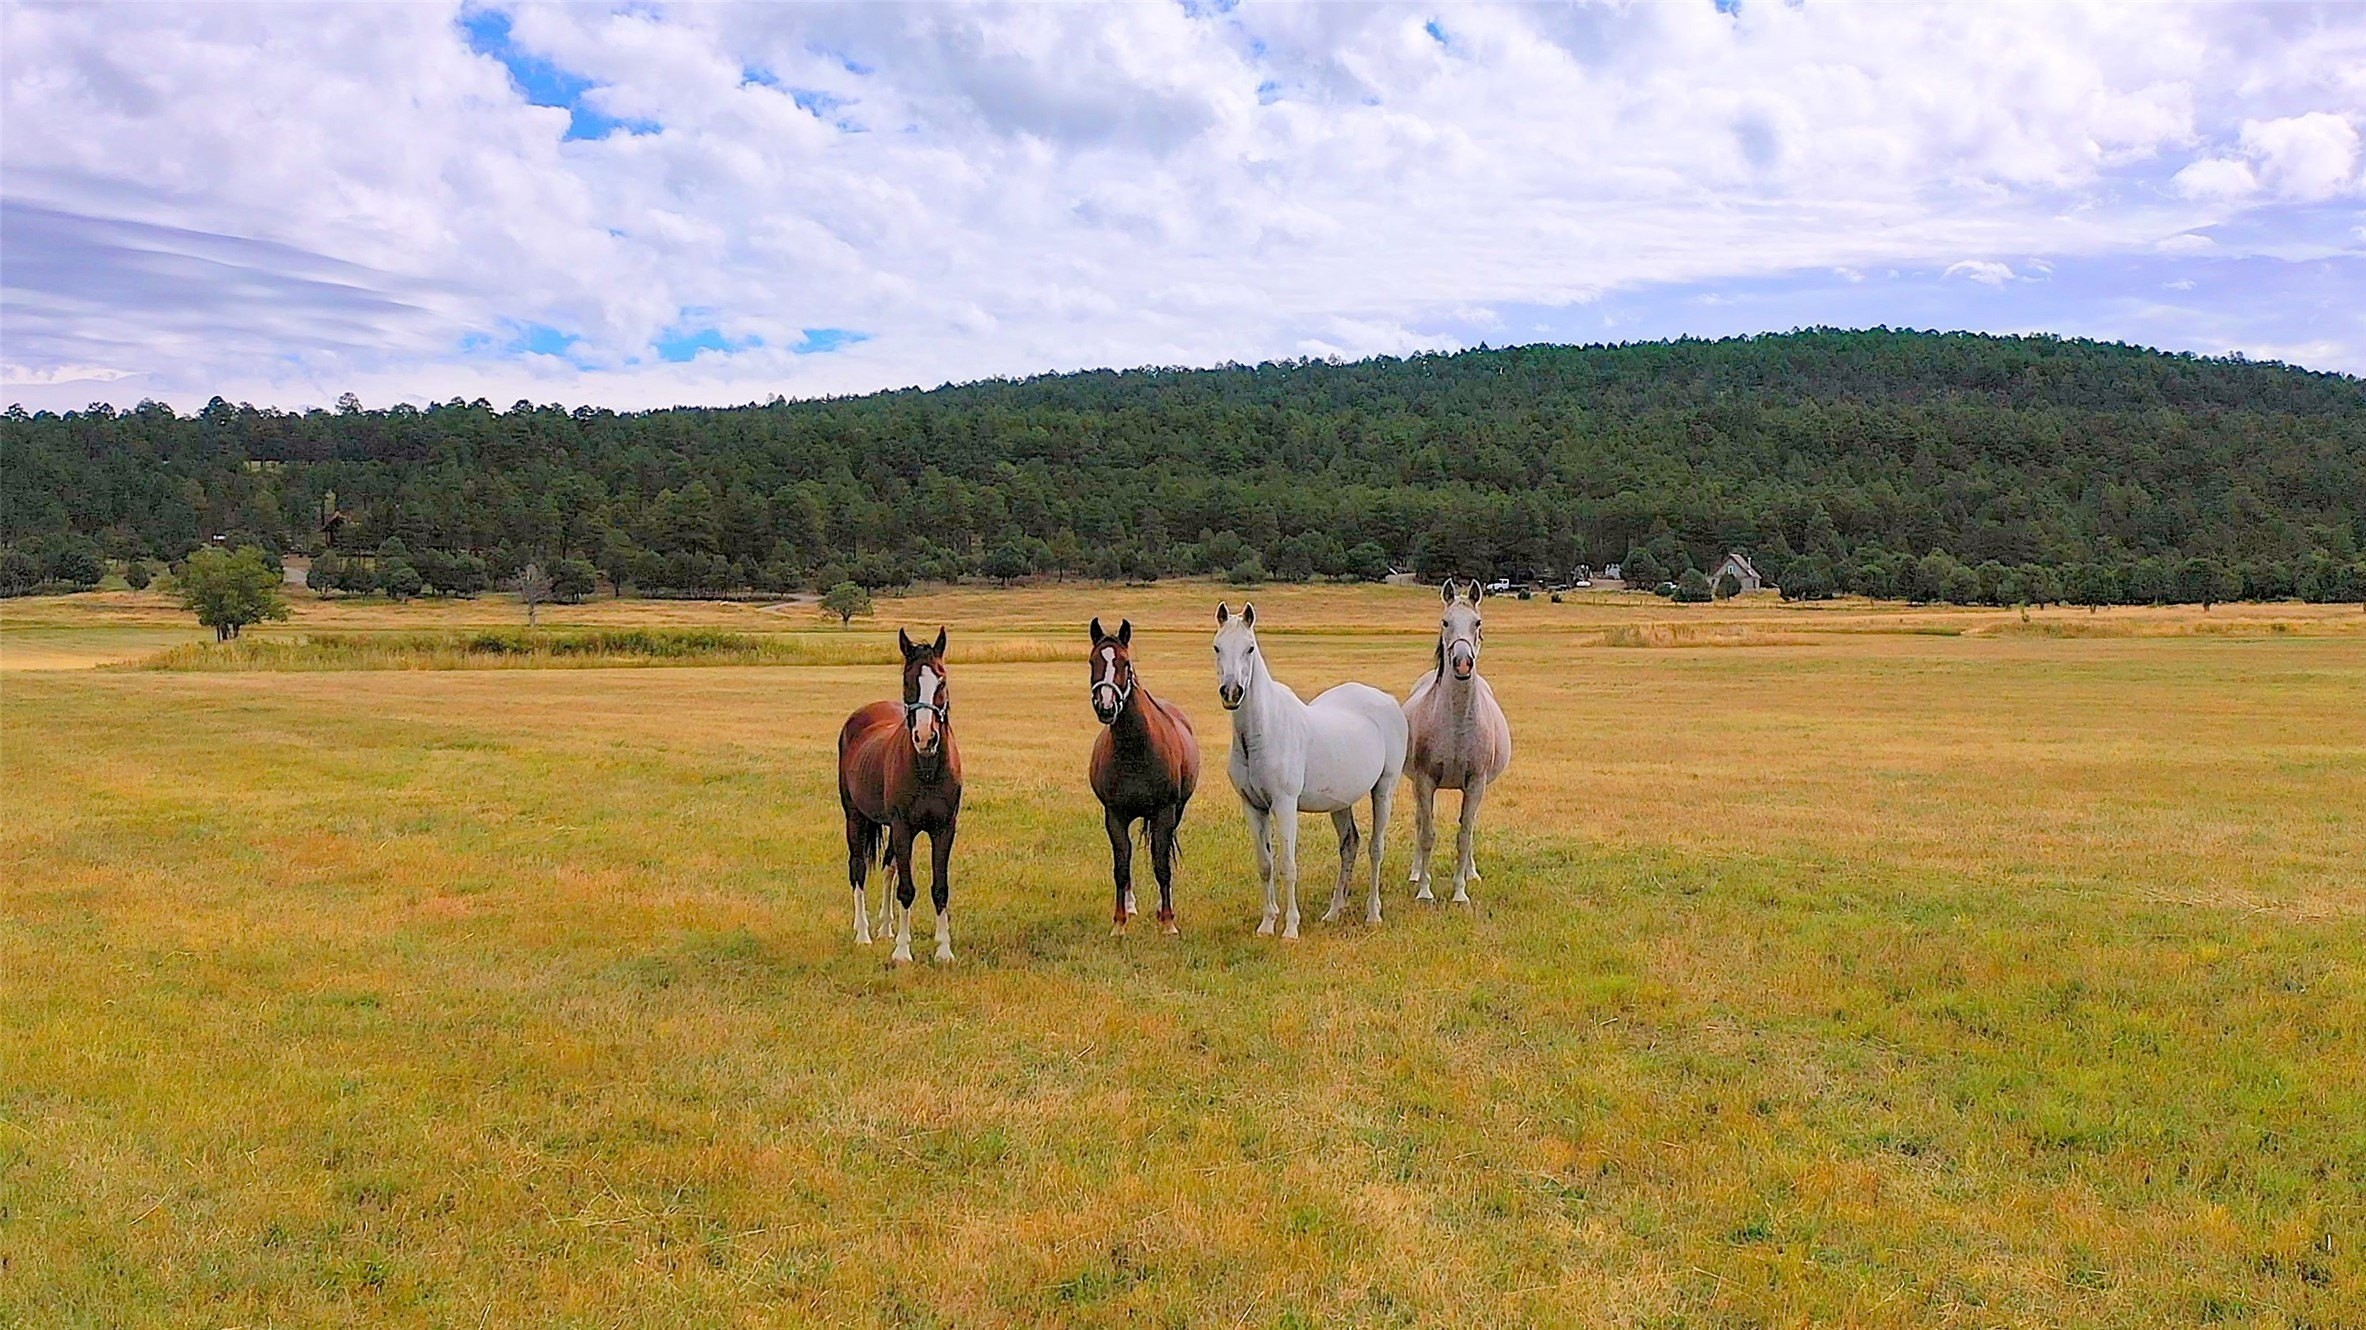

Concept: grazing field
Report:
left=4, top=583, right=2363, bottom=1327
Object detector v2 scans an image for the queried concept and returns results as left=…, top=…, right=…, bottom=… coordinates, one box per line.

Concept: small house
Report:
left=1709, top=551, right=1764, bottom=593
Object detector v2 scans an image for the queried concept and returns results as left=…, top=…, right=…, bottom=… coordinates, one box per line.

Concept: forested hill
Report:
left=6, top=329, right=2365, bottom=604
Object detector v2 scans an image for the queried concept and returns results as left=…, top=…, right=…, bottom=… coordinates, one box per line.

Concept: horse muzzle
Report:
left=1092, top=695, right=1121, bottom=725
left=1449, top=646, right=1476, bottom=680
left=1218, top=683, right=1244, bottom=711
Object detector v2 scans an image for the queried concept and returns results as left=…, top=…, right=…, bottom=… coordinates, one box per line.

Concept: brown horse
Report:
left=1086, top=617, right=1200, bottom=935
left=838, top=627, right=963, bottom=964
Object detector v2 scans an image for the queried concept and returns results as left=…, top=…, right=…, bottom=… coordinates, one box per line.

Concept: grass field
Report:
left=4, top=582, right=2363, bottom=1326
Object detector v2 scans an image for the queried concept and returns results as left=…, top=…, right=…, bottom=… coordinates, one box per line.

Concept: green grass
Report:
left=3, top=587, right=2363, bottom=1326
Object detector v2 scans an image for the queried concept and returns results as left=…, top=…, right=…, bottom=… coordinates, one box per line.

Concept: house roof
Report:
left=1719, top=551, right=1761, bottom=579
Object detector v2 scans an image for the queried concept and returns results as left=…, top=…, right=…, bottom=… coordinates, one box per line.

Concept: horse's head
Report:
left=1088, top=616, right=1137, bottom=724
left=1439, top=578, right=1484, bottom=681
left=898, top=627, right=951, bottom=758
left=1213, top=601, right=1259, bottom=710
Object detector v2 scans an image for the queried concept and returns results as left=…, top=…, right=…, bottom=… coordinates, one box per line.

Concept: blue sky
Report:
left=2, top=1, right=2361, bottom=411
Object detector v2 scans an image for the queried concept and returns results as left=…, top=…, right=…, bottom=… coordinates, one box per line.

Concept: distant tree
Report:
left=551, top=557, right=599, bottom=602
left=380, top=558, right=423, bottom=601
left=1672, top=568, right=1713, bottom=603
left=820, top=580, right=872, bottom=626
left=1343, top=541, right=1392, bottom=583
left=175, top=546, right=289, bottom=640
left=1778, top=554, right=1835, bottom=601
left=2067, top=563, right=2119, bottom=612
left=1621, top=547, right=1666, bottom=588
left=1713, top=571, right=1742, bottom=600
left=123, top=560, right=153, bottom=591
left=308, top=550, right=346, bottom=594
left=2174, top=557, right=2238, bottom=610
left=516, top=562, right=553, bottom=626
left=1227, top=553, right=1268, bottom=585
left=47, top=540, right=105, bottom=588
left=985, top=541, right=1034, bottom=586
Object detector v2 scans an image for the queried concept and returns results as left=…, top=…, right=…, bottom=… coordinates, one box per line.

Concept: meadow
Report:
left=3, top=583, right=2363, bottom=1327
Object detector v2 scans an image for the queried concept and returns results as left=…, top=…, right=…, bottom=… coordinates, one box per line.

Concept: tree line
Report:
left=5, top=328, right=2362, bottom=605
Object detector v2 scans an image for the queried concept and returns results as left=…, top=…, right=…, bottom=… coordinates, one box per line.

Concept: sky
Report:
left=3, top=0, right=2363, bottom=414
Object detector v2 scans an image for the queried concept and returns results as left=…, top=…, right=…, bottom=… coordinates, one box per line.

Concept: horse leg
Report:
left=1273, top=796, right=1303, bottom=940
left=1106, top=808, right=1135, bottom=937
left=1244, top=803, right=1278, bottom=935
left=1322, top=808, right=1358, bottom=923
left=888, top=822, right=917, bottom=964
left=930, top=824, right=956, bottom=964
left=1366, top=776, right=1395, bottom=925
left=1410, top=771, right=1439, bottom=902
left=846, top=806, right=874, bottom=946
left=1150, top=805, right=1182, bottom=935
left=1452, top=778, right=1488, bottom=904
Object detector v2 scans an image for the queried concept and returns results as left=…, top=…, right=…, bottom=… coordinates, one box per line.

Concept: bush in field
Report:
left=1673, top=568, right=1713, bottom=603
left=1714, top=571, right=1742, bottom=600
left=1227, top=554, right=1268, bottom=586
left=176, top=546, right=289, bottom=640
left=551, top=558, right=598, bottom=602
left=820, top=581, right=872, bottom=626
left=1621, top=548, right=1666, bottom=588
left=123, top=561, right=153, bottom=591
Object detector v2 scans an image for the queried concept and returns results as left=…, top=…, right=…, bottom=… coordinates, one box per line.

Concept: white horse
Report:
left=1403, top=578, right=1513, bottom=904
left=1213, top=602, right=1408, bottom=938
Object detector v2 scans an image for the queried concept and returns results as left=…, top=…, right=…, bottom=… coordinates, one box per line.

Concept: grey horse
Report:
left=1402, top=578, right=1512, bottom=904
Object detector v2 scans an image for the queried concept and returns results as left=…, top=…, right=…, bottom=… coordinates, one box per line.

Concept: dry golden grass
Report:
left=3, top=582, right=2362, bottom=1326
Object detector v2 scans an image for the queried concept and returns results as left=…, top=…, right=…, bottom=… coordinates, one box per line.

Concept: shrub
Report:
left=123, top=561, right=153, bottom=591
left=1672, top=568, right=1713, bottom=603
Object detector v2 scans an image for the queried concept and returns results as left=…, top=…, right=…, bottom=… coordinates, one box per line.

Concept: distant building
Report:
left=1709, top=551, right=1764, bottom=593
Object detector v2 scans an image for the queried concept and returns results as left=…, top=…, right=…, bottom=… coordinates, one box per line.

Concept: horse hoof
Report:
left=1256, top=918, right=1276, bottom=937
left=1320, top=907, right=1343, bottom=923
left=1162, top=921, right=1180, bottom=937
left=1282, top=925, right=1301, bottom=941
left=1367, top=909, right=1383, bottom=925
left=1414, top=887, right=1436, bottom=903
left=935, top=949, right=955, bottom=964
left=890, top=950, right=913, bottom=966
left=1451, top=892, right=1471, bottom=905
left=1111, top=921, right=1127, bottom=938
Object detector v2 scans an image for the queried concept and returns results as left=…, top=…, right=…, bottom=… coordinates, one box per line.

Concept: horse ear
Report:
left=1117, top=618, right=1132, bottom=646
left=1469, top=579, right=1485, bottom=603
left=933, top=627, right=948, bottom=657
left=1242, top=602, right=1256, bottom=628
left=1216, top=603, right=1229, bottom=625
left=1090, top=616, right=1106, bottom=643
left=897, top=628, right=916, bottom=659
left=1442, top=579, right=1457, bottom=604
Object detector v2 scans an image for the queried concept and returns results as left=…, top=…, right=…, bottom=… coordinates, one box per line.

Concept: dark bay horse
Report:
left=839, top=627, right=963, bottom=963
left=1086, top=617, right=1200, bottom=935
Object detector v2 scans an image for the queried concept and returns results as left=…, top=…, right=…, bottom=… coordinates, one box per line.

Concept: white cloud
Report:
left=1944, top=260, right=2018, bottom=287
left=3, top=0, right=2364, bottom=410
left=2240, top=111, right=2362, bottom=200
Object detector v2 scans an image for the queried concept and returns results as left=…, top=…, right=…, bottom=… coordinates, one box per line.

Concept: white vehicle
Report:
left=1484, top=578, right=1514, bottom=594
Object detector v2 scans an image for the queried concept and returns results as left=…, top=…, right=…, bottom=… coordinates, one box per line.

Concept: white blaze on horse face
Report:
left=1214, top=618, right=1257, bottom=710
left=1093, top=645, right=1123, bottom=721
left=911, top=664, right=942, bottom=753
